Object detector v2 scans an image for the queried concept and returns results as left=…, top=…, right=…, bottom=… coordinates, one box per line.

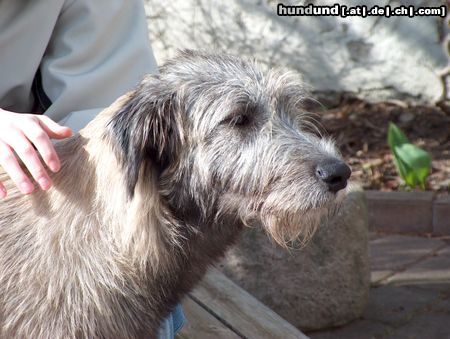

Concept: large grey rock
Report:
left=218, top=184, right=370, bottom=331
left=144, top=0, right=448, bottom=103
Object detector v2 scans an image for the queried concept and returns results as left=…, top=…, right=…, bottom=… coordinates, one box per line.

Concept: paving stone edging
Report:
left=365, top=190, right=450, bottom=236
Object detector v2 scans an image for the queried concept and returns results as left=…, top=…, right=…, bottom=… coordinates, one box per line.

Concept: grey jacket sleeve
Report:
left=40, top=0, right=157, bottom=132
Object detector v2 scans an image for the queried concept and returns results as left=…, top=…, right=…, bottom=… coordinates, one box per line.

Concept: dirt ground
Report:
left=307, top=95, right=450, bottom=196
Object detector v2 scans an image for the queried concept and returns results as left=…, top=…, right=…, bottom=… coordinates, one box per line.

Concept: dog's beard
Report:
left=256, top=199, right=341, bottom=248
left=218, top=186, right=346, bottom=248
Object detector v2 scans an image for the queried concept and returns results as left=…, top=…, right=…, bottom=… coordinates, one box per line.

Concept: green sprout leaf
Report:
left=388, top=122, right=431, bottom=189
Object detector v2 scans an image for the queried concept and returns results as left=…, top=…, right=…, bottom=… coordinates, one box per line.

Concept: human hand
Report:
left=0, top=109, right=72, bottom=198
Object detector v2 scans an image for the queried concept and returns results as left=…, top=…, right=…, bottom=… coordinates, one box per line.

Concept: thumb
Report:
left=37, top=116, right=73, bottom=139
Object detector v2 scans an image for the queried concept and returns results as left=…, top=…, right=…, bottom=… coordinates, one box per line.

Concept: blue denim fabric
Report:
left=157, top=304, right=185, bottom=339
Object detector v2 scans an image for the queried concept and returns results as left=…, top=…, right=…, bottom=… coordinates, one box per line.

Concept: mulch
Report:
left=307, top=95, right=450, bottom=196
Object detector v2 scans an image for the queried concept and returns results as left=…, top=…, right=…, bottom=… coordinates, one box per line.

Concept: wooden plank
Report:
left=176, top=296, right=241, bottom=339
left=189, top=267, right=309, bottom=339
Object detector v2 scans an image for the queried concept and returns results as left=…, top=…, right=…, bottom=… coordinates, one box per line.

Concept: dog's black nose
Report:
left=316, top=160, right=351, bottom=193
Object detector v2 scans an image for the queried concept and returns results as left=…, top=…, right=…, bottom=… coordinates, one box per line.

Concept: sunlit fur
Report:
left=0, top=50, right=347, bottom=338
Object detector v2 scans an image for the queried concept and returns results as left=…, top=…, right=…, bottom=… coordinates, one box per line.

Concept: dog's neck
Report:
left=47, top=97, right=173, bottom=273
left=52, top=95, right=243, bottom=289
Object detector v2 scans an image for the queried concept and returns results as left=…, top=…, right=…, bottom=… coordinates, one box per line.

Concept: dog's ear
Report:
left=107, top=75, right=184, bottom=199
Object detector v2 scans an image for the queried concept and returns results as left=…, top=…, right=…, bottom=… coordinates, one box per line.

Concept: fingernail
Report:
left=38, top=177, right=51, bottom=190
left=49, top=161, right=60, bottom=172
left=20, top=182, right=34, bottom=194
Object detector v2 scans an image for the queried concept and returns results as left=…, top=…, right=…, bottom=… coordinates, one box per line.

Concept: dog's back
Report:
left=0, top=108, right=173, bottom=337
left=1, top=157, right=125, bottom=338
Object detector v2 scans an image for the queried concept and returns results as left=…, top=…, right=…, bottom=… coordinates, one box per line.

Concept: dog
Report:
left=0, top=50, right=350, bottom=338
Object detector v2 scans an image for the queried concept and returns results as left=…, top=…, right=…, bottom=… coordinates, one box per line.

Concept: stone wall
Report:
left=144, top=0, right=448, bottom=103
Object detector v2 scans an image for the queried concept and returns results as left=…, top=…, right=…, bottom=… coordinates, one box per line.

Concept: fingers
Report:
left=0, top=141, right=35, bottom=195
left=0, top=111, right=73, bottom=197
left=25, top=121, right=61, bottom=173
left=13, top=131, right=54, bottom=191
left=38, top=115, right=73, bottom=139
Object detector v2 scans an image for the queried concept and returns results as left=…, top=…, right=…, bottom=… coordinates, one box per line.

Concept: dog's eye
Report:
left=225, top=114, right=251, bottom=127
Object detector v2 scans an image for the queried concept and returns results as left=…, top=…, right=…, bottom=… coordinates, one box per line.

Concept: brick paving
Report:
left=307, top=234, right=450, bottom=339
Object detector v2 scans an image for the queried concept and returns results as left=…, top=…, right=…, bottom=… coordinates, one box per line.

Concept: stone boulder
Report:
left=218, top=184, right=370, bottom=331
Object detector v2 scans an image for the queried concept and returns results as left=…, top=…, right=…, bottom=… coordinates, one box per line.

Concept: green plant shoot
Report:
left=387, top=122, right=431, bottom=189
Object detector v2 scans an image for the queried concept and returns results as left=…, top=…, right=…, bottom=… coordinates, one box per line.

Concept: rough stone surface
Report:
left=219, top=185, right=370, bottom=331
left=144, top=0, right=448, bottom=103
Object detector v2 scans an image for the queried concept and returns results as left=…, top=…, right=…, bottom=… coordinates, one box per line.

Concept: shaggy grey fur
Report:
left=0, top=50, right=349, bottom=338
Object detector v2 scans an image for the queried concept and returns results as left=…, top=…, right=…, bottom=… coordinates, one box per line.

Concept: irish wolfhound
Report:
left=0, top=50, right=350, bottom=338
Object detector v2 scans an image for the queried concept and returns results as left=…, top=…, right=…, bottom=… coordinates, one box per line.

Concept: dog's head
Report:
left=107, top=50, right=350, bottom=246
